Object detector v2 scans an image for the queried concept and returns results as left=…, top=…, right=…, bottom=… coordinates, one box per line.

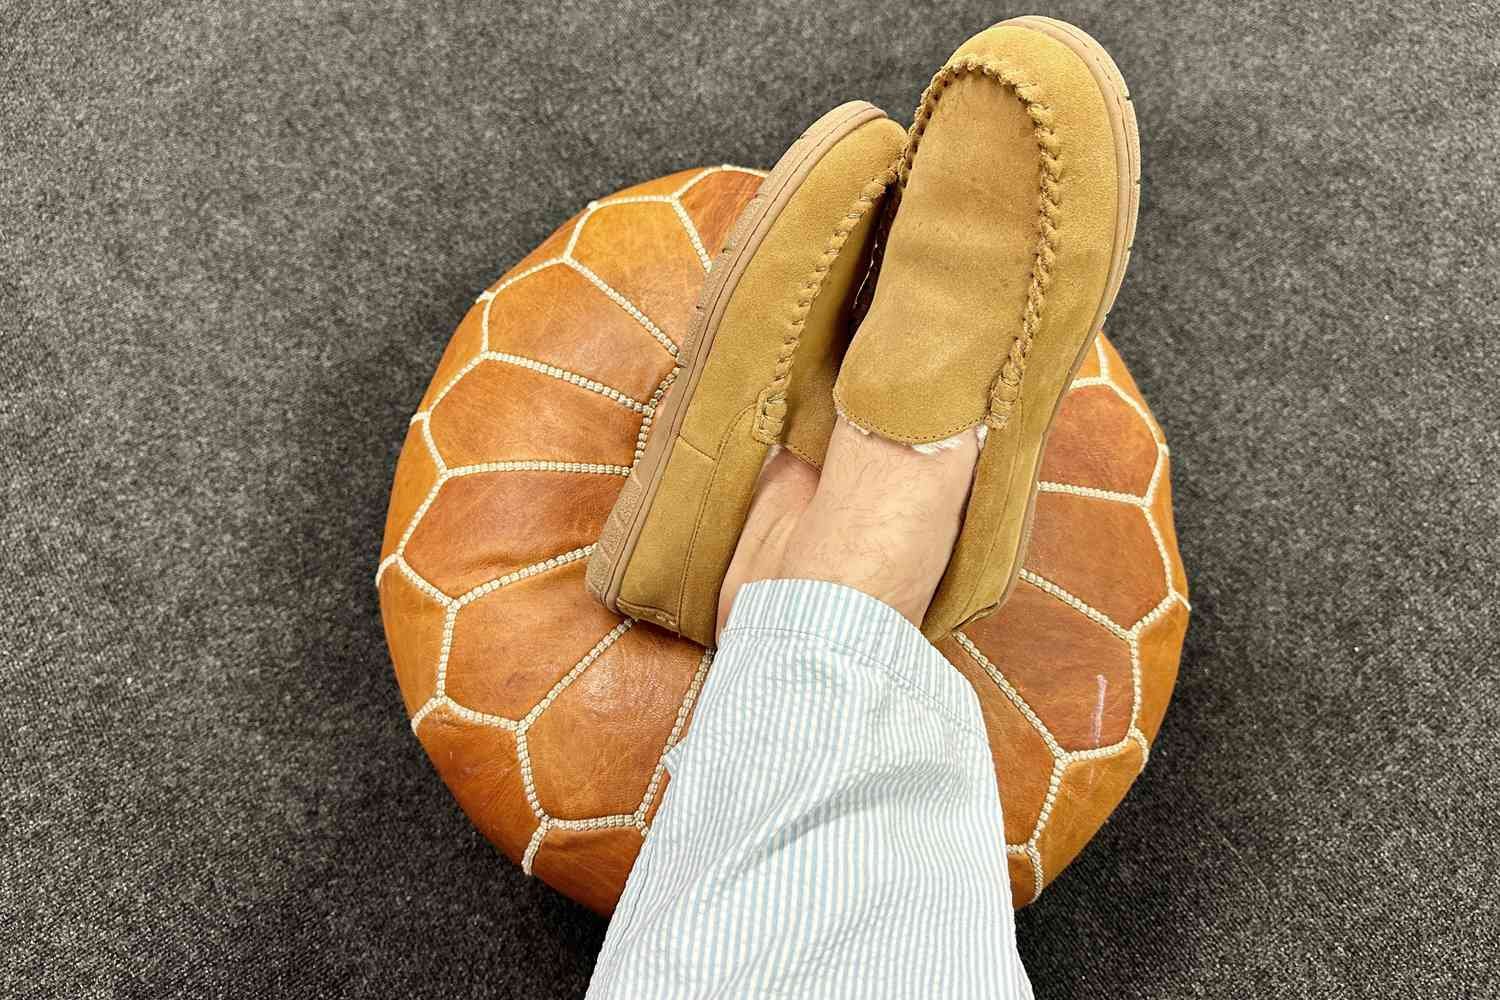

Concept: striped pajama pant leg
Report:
left=586, top=578, right=1032, bottom=999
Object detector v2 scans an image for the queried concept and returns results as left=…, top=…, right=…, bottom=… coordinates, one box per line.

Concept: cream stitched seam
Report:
left=433, top=603, right=459, bottom=695
left=1026, top=844, right=1046, bottom=901
left=427, top=349, right=650, bottom=415
left=444, top=699, right=515, bottom=730
left=632, top=368, right=677, bottom=468
left=446, top=459, right=631, bottom=479
left=408, top=696, right=442, bottom=731
left=511, top=621, right=633, bottom=826
left=417, top=412, right=445, bottom=473
left=1027, top=760, right=1068, bottom=901
left=478, top=258, right=564, bottom=351
left=574, top=196, right=713, bottom=272
left=954, top=631, right=1063, bottom=757
left=374, top=463, right=625, bottom=590
left=521, top=820, right=550, bottom=875
left=1036, top=480, right=1148, bottom=506
left=518, top=621, right=632, bottom=731
left=1128, top=727, right=1151, bottom=770
left=1067, top=375, right=1166, bottom=446
left=1126, top=632, right=1145, bottom=733
left=635, top=648, right=713, bottom=832
left=395, top=555, right=448, bottom=606
left=1018, top=570, right=1131, bottom=640
left=541, top=165, right=768, bottom=356
left=454, top=545, right=595, bottom=608
left=564, top=258, right=679, bottom=358
left=553, top=814, right=638, bottom=831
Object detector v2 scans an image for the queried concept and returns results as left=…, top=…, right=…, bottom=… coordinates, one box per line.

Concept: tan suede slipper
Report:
left=834, top=17, right=1141, bottom=640
left=587, top=102, right=905, bottom=646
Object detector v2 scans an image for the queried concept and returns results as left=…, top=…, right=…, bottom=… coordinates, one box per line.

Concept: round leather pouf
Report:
left=378, top=165, right=1189, bottom=913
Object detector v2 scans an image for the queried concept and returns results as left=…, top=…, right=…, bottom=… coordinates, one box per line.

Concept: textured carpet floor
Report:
left=3, top=1, right=1497, bottom=997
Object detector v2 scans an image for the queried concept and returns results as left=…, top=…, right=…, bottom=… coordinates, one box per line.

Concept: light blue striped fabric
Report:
left=587, top=579, right=1031, bottom=999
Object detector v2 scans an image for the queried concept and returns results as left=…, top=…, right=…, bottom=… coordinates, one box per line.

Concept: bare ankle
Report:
left=715, top=449, right=820, bottom=638
left=776, top=418, right=979, bottom=624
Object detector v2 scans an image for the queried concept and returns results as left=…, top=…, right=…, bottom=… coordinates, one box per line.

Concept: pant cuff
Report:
left=721, top=578, right=982, bottom=734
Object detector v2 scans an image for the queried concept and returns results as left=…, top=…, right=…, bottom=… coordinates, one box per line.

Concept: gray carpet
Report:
left=3, top=1, right=1497, bottom=996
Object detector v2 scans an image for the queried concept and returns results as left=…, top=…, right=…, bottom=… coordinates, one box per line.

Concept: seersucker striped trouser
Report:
left=587, top=578, right=1032, bottom=999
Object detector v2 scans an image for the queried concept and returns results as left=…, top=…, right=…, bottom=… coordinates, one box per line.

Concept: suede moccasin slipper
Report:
left=834, top=17, right=1141, bottom=640
left=588, top=101, right=905, bottom=646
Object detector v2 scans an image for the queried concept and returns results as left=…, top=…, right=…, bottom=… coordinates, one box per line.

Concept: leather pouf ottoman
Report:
left=378, top=165, right=1189, bottom=913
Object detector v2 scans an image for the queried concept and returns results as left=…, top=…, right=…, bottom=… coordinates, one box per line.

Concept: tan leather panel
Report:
left=527, top=623, right=693, bottom=819
left=1152, top=463, right=1189, bottom=596
left=1007, top=854, right=1035, bottom=905
left=1137, top=601, right=1189, bottom=741
left=381, top=421, right=439, bottom=560
left=1073, top=335, right=1105, bottom=380
left=940, top=636, right=1055, bottom=843
left=1025, top=492, right=1166, bottom=627
left=417, top=302, right=486, bottom=413
left=962, top=580, right=1133, bottom=751
left=571, top=202, right=703, bottom=349
left=530, top=824, right=641, bottom=916
left=378, top=570, right=445, bottom=716
left=427, top=362, right=638, bottom=469
left=1035, top=742, right=1143, bottom=888
left=404, top=470, right=618, bottom=596
left=486, top=263, right=675, bottom=402
left=1038, top=385, right=1160, bottom=496
left=681, top=169, right=764, bottom=260
left=417, top=706, right=534, bottom=863
left=443, top=563, right=628, bottom=719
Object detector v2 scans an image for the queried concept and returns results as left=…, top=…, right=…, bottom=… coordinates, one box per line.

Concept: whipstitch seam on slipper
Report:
left=751, top=165, right=897, bottom=445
